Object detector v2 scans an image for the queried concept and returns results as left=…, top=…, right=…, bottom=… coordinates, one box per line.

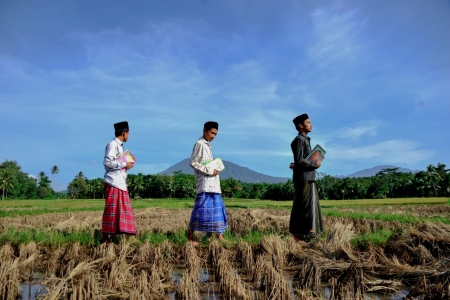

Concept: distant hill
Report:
left=159, top=158, right=290, bottom=184
left=346, top=165, right=420, bottom=178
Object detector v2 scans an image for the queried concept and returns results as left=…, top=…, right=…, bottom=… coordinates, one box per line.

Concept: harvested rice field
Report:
left=1, top=202, right=450, bottom=299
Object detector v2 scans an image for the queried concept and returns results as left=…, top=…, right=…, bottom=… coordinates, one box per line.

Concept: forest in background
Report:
left=1, top=160, right=449, bottom=201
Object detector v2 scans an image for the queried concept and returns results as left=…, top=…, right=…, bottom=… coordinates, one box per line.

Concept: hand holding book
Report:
left=116, top=150, right=136, bottom=172
left=305, top=144, right=326, bottom=165
left=202, top=158, right=225, bottom=173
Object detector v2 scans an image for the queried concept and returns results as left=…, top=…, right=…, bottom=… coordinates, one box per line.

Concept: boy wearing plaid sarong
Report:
left=188, top=121, right=228, bottom=246
left=101, top=121, right=136, bottom=243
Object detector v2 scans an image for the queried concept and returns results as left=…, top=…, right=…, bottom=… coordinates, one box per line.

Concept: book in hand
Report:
left=305, top=144, right=326, bottom=164
left=202, top=157, right=225, bottom=172
left=116, top=149, right=136, bottom=172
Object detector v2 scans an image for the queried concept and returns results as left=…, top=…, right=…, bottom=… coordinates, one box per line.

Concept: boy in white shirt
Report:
left=188, top=121, right=228, bottom=246
left=101, top=121, right=136, bottom=243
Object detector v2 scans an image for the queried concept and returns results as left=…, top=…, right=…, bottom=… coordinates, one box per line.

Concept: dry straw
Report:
left=237, top=239, right=254, bottom=275
left=175, top=242, right=203, bottom=299
left=43, top=258, right=106, bottom=300
left=254, top=255, right=292, bottom=300
left=0, top=257, right=22, bottom=299
left=216, top=251, right=253, bottom=300
left=260, top=235, right=287, bottom=270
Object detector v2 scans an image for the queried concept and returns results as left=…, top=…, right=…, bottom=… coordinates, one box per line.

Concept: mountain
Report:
left=159, top=158, right=290, bottom=184
left=160, top=160, right=420, bottom=182
left=346, top=165, right=420, bottom=178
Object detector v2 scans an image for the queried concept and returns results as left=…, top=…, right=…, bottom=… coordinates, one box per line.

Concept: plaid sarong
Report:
left=189, top=192, right=228, bottom=234
left=102, top=183, right=136, bottom=235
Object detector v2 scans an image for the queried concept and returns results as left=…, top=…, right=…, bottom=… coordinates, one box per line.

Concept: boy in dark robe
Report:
left=289, top=114, right=323, bottom=244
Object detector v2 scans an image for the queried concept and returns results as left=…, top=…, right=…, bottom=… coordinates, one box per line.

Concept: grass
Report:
left=351, top=229, right=394, bottom=248
left=1, top=197, right=448, bottom=247
left=1, top=197, right=447, bottom=214
left=0, top=226, right=266, bottom=248
left=0, top=227, right=96, bottom=246
left=322, top=209, right=450, bottom=225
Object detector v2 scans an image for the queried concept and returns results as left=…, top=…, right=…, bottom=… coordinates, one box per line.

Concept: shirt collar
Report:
left=114, top=137, right=123, bottom=147
left=298, top=133, right=310, bottom=140
left=199, top=137, right=212, bottom=147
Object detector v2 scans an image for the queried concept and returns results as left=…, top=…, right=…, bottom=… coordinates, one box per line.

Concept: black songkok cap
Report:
left=292, top=114, right=309, bottom=126
left=204, top=121, right=219, bottom=130
left=114, top=121, right=129, bottom=132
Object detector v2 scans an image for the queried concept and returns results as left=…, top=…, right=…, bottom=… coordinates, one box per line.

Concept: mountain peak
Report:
left=346, top=165, right=420, bottom=178
left=159, top=158, right=290, bottom=184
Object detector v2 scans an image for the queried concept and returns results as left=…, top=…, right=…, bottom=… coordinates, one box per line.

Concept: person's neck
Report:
left=299, top=130, right=308, bottom=136
left=117, top=136, right=125, bottom=142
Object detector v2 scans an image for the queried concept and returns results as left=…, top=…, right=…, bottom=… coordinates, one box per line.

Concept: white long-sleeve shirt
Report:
left=103, top=138, right=128, bottom=191
left=190, top=137, right=221, bottom=194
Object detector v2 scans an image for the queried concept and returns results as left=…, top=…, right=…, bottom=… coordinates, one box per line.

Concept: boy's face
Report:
left=203, top=128, right=218, bottom=142
left=299, top=119, right=312, bottom=133
left=122, top=131, right=130, bottom=142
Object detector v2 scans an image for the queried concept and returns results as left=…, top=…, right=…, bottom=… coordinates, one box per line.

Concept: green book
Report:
left=202, top=158, right=225, bottom=172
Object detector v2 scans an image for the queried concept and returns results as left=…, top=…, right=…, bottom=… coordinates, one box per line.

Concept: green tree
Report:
left=37, top=171, right=52, bottom=188
left=36, top=171, right=53, bottom=199
left=93, top=178, right=104, bottom=199
left=423, top=164, right=440, bottom=196
left=0, top=171, right=14, bottom=200
left=173, top=171, right=196, bottom=198
left=68, top=176, right=88, bottom=200
left=376, top=168, right=400, bottom=198
left=76, top=171, right=86, bottom=180
left=51, top=165, right=60, bottom=190
left=221, top=177, right=243, bottom=198
left=128, top=173, right=146, bottom=199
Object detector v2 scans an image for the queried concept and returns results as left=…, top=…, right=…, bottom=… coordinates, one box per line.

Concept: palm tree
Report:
left=37, top=171, right=50, bottom=188
left=94, top=179, right=104, bottom=199
left=51, top=165, right=60, bottom=190
left=76, top=171, right=86, bottom=180
left=424, top=164, right=440, bottom=196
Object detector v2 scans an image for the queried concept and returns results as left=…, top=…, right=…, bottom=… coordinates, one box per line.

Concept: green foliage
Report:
left=68, top=175, right=88, bottom=199
left=0, top=228, right=96, bottom=247
left=1, top=159, right=450, bottom=201
left=0, top=160, right=57, bottom=199
left=351, top=229, right=393, bottom=249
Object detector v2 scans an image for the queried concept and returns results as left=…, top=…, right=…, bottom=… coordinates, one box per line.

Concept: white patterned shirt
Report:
left=103, top=138, right=128, bottom=191
left=190, top=137, right=221, bottom=194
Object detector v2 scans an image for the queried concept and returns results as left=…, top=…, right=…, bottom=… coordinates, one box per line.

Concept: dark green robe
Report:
left=289, top=180, right=323, bottom=236
left=289, top=133, right=323, bottom=236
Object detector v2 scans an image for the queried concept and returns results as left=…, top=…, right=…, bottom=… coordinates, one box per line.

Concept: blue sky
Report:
left=1, top=0, right=449, bottom=191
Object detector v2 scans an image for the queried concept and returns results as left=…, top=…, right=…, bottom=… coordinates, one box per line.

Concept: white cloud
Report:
left=328, top=140, right=434, bottom=165
left=335, top=121, right=380, bottom=139
left=308, top=3, right=366, bottom=67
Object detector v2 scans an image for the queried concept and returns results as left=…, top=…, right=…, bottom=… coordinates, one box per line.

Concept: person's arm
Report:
left=103, top=143, right=127, bottom=170
left=292, top=138, right=320, bottom=170
left=189, top=143, right=215, bottom=175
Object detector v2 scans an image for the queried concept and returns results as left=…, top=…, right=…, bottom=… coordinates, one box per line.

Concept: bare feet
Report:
left=217, top=233, right=226, bottom=241
left=187, top=229, right=200, bottom=247
left=189, top=240, right=200, bottom=247
left=101, top=234, right=111, bottom=244
left=293, top=235, right=307, bottom=245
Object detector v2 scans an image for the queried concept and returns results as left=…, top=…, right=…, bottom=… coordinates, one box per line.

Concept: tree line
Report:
left=1, top=160, right=449, bottom=200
